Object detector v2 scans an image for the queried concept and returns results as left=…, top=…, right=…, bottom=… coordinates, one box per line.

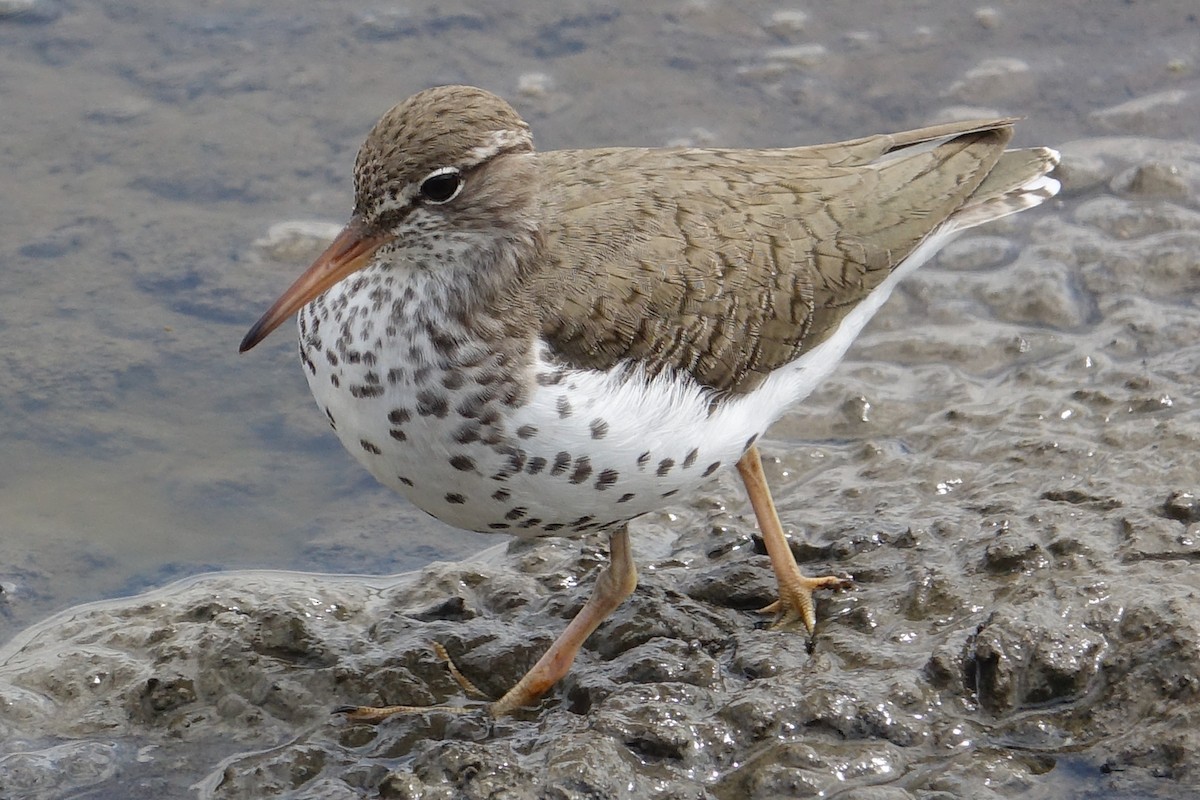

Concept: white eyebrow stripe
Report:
left=366, top=128, right=530, bottom=219
left=467, top=128, right=531, bottom=164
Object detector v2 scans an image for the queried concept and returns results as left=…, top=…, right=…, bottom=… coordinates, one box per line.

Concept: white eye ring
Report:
left=418, top=167, right=464, bottom=204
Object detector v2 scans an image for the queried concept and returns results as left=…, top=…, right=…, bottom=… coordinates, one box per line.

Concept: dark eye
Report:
left=418, top=167, right=463, bottom=204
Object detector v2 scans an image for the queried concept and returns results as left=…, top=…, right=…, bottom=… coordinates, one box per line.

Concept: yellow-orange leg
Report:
left=338, top=525, right=638, bottom=722
left=735, top=444, right=852, bottom=631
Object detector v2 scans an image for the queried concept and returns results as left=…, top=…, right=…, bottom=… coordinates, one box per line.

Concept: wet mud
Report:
left=2, top=1, right=1199, bottom=797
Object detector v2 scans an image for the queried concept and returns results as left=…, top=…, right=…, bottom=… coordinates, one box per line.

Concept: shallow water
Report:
left=1, top=0, right=1199, bottom=797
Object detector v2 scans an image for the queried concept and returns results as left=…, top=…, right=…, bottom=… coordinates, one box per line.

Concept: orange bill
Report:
left=239, top=217, right=392, bottom=353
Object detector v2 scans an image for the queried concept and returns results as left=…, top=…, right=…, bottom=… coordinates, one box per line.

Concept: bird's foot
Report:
left=333, top=701, right=481, bottom=722
left=758, top=572, right=853, bottom=632
left=337, top=528, right=637, bottom=722
left=332, top=642, right=493, bottom=723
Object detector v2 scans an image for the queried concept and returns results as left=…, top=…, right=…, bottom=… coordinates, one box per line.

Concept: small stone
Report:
left=910, top=26, right=935, bottom=48
left=135, top=675, right=197, bottom=716
left=982, top=258, right=1087, bottom=328
left=932, top=104, right=1007, bottom=123
left=936, top=235, right=1017, bottom=271
left=765, top=9, right=808, bottom=37
left=762, top=43, right=827, bottom=68
left=969, top=607, right=1105, bottom=713
left=354, top=8, right=418, bottom=39
left=86, top=96, right=153, bottom=123
left=1090, top=89, right=1192, bottom=135
left=842, top=30, right=877, bottom=49
left=839, top=395, right=871, bottom=424
left=982, top=531, right=1045, bottom=573
left=1074, top=196, right=1200, bottom=240
left=1053, top=144, right=1111, bottom=194
left=1119, top=510, right=1200, bottom=560
left=517, top=72, right=553, bottom=98
left=0, top=0, right=57, bottom=20
left=252, top=221, right=341, bottom=263
left=666, top=127, right=718, bottom=147
left=974, top=7, right=1001, bottom=28
left=1110, top=161, right=1190, bottom=199
left=1163, top=491, right=1200, bottom=524
left=945, top=57, right=1035, bottom=104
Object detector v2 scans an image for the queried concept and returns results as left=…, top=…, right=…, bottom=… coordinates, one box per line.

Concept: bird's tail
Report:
left=947, top=146, right=1061, bottom=233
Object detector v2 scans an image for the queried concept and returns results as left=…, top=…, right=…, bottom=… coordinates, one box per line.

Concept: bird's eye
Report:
left=418, top=168, right=463, bottom=204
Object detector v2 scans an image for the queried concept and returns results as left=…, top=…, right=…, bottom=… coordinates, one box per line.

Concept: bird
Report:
left=239, top=85, right=1059, bottom=720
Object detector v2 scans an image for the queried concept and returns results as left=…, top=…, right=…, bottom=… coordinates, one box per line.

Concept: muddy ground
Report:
left=1, top=1, right=1199, bottom=798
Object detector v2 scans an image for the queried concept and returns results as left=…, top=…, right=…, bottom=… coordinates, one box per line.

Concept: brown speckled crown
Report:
left=353, top=85, right=534, bottom=221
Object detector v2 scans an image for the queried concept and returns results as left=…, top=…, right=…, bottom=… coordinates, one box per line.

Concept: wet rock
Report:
left=0, top=741, right=120, bottom=798
left=1054, top=146, right=1111, bottom=195
left=900, top=565, right=972, bottom=624
left=85, top=95, right=153, bottom=123
left=515, top=71, right=552, bottom=97
left=1163, top=490, right=1200, bottom=524
left=944, top=57, right=1036, bottom=105
left=1074, top=196, right=1200, bottom=240
left=715, top=739, right=909, bottom=799
left=0, top=0, right=59, bottom=22
left=764, top=9, right=809, bottom=38
left=1111, top=161, right=1191, bottom=199
left=540, top=735, right=642, bottom=799
left=974, top=7, right=1001, bottom=29
left=130, top=673, right=197, bottom=719
left=682, top=558, right=774, bottom=609
left=1056, top=137, right=1200, bottom=197
left=981, top=527, right=1046, bottom=574
left=251, top=220, right=341, bottom=264
left=1090, top=89, right=1194, bottom=135
left=353, top=8, right=419, bottom=40
left=979, top=256, right=1086, bottom=328
left=764, top=43, right=827, bottom=67
left=934, top=235, right=1018, bottom=272
left=967, top=605, right=1106, bottom=714
left=1118, top=509, right=1200, bottom=561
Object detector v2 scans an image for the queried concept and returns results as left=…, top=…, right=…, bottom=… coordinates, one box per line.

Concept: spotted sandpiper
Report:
left=240, top=85, right=1059, bottom=719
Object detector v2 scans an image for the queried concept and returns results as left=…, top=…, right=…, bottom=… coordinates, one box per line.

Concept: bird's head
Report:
left=240, top=85, right=539, bottom=353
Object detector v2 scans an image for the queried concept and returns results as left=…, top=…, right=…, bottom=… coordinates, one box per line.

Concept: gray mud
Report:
left=2, top=1, right=1200, bottom=798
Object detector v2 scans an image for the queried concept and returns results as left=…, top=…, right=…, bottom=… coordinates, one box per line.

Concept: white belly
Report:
left=302, top=335, right=773, bottom=537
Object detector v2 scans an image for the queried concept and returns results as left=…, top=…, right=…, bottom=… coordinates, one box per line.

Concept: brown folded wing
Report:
left=533, top=120, right=1020, bottom=394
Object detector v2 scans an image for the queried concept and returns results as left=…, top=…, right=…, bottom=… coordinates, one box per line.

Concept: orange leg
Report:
left=736, top=444, right=852, bottom=632
left=339, top=525, right=637, bottom=721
